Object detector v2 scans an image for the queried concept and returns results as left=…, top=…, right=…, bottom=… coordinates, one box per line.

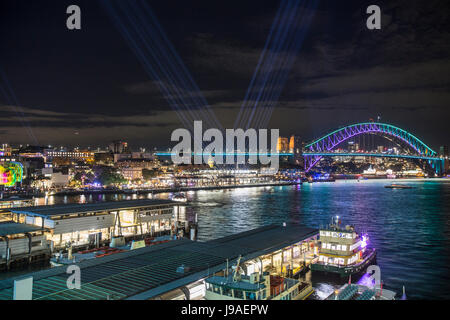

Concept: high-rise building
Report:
left=348, top=141, right=359, bottom=152
left=441, top=146, right=449, bottom=175
left=439, top=145, right=449, bottom=157
left=109, top=141, right=129, bottom=154
left=289, top=135, right=303, bottom=166
left=277, top=137, right=289, bottom=153
left=0, top=144, right=12, bottom=157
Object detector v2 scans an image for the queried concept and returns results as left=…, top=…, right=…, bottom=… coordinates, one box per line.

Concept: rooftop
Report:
left=206, top=275, right=266, bottom=292
left=0, top=224, right=317, bottom=300
left=0, top=222, right=44, bottom=237
left=9, top=199, right=177, bottom=218
left=0, top=197, right=33, bottom=203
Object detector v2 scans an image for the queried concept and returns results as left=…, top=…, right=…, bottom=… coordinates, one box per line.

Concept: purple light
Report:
left=361, top=235, right=368, bottom=248
left=305, top=123, right=435, bottom=172
left=357, top=272, right=375, bottom=287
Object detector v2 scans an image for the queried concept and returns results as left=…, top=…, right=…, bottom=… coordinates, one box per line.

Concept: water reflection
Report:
left=29, top=179, right=450, bottom=299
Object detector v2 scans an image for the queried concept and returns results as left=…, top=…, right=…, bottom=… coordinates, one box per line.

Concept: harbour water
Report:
left=3, top=179, right=450, bottom=299
left=186, top=179, right=450, bottom=300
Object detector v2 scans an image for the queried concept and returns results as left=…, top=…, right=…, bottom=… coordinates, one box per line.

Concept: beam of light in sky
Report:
left=235, top=0, right=319, bottom=130
left=233, top=0, right=289, bottom=129
left=243, top=0, right=303, bottom=130
left=101, top=0, right=222, bottom=132
left=0, top=66, right=39, bottom=145
left=258, top=0, right=319, bottom=129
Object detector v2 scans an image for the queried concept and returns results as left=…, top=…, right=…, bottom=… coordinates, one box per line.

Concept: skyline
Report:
left=0, top=0, right=449, bottom=150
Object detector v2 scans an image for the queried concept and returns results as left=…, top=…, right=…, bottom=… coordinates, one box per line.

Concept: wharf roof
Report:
left=8, top=199, right=177, bottom=218
left=206, top=275, right=265, bottom=291
left=0, top=197, right=33, bottom=203
left=0, top=224, right=317, bottom=300
left=0, top=222, right=44, bottom=236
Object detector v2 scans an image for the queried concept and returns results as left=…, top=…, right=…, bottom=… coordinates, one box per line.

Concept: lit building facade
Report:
left=45, top=150, right=94, bottom=162
left=109, top=141, right=129, bottom=154
left=277, top=137, right=289, bottom=153
left=12, top=200, right=185, bottom=249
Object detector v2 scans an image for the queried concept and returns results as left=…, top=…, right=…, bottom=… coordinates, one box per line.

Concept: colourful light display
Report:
left=0, top=162, right=24, bottom=187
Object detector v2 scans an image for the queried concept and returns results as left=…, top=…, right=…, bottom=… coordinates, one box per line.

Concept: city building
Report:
left=440, top=146, right=449, bottom=174
left=0, top=144, right=12, bottom=157
left=116, top=158, right=157, bottom=181
left=44, top=150, right=94, bottom=162
left=348, top=141, right=359, bottom=152
left=277, top=137, right=289, bottom=153
left=94, top=151, right=114, bottom=165
left=10, top=199, right=185, bottom=249
left=109, top=141, right=129, bottom=154
left=440, top=145, right=449, bottom=157
left=289, top=135, right=303, bottom=166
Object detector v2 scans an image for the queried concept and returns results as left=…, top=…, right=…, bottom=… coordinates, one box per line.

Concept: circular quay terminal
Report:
left=0, top=0, right=449, bottom=317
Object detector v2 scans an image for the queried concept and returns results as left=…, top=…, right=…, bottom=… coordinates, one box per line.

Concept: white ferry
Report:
left=205, top=257, right=314, bottom=300
left=311, top=217, right=376, bottom=277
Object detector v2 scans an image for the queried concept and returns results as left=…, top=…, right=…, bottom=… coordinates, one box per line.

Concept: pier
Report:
left=49, top=181, right=299, bottom=197
left=6, top=199, right=188, bottom=250
left=0, top=199, right=193, bottom=271
left=0, top=224, right=318, bottom=300
left=0, top=222, right=50, bottom=271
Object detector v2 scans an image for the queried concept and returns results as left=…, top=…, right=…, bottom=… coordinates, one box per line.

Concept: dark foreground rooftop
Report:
left=0, top=222, right=44, bottom=237
left=8, top=199, right=177, bottom=218
left=0, top=224, right=317, bottom=300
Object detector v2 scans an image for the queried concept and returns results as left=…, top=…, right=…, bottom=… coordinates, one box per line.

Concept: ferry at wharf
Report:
left=204, top=257, right=314, bottom=300
left=311, top=217, right=376, bottom=277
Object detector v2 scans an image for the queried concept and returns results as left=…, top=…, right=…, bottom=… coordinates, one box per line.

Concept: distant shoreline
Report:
left=50, top=181, right=300, bottom=197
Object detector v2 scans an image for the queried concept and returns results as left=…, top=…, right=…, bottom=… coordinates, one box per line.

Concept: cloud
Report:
left=0, top=104, right=177, bottom=129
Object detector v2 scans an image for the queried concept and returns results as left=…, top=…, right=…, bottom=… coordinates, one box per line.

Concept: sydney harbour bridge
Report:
left=302, top=122, right=444, bottom=175
left=157, top=122, right=445, bottom=176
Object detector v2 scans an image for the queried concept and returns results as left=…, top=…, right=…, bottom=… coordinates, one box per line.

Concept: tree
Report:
left=142, top=169, right=159, bottom=181
left=95, top=166, right=126, bottom=186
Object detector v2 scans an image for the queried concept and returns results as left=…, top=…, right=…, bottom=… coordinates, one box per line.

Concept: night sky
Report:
left=0, top=0, right=449, bottom=150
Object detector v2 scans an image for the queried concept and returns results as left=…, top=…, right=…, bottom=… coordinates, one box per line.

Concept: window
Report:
left=31, top=240, right=42, bottom=247
left=246, top=292, right=256, bottom=300
left=222, top=287, right=232, bottom=297
left=234, top=289, right=243, bottom=299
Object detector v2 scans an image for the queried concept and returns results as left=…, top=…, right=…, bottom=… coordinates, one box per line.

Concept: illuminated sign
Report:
left=0, top=162, right=24, bottom=187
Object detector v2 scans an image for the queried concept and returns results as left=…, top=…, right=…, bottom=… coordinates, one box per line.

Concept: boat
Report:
left=325, top=283, right=396, bottom=300
left=171, top=192, right=187, bottom=203
left=50, top=246, right=128, bottom=266
left=205, top=257, right=314, bottom=300
left=310, top=217, right=376, bottom=277
left=384, top=184, right=413, bottom=189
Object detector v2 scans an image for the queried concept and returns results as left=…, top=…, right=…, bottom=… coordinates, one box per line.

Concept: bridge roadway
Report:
left=0, top=224, right=317, bottom=300
left=302, top=152, right=442, bottom=161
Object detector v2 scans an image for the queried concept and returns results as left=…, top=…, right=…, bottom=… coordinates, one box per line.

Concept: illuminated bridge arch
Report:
left=303, top=122, right=438, bottom=172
